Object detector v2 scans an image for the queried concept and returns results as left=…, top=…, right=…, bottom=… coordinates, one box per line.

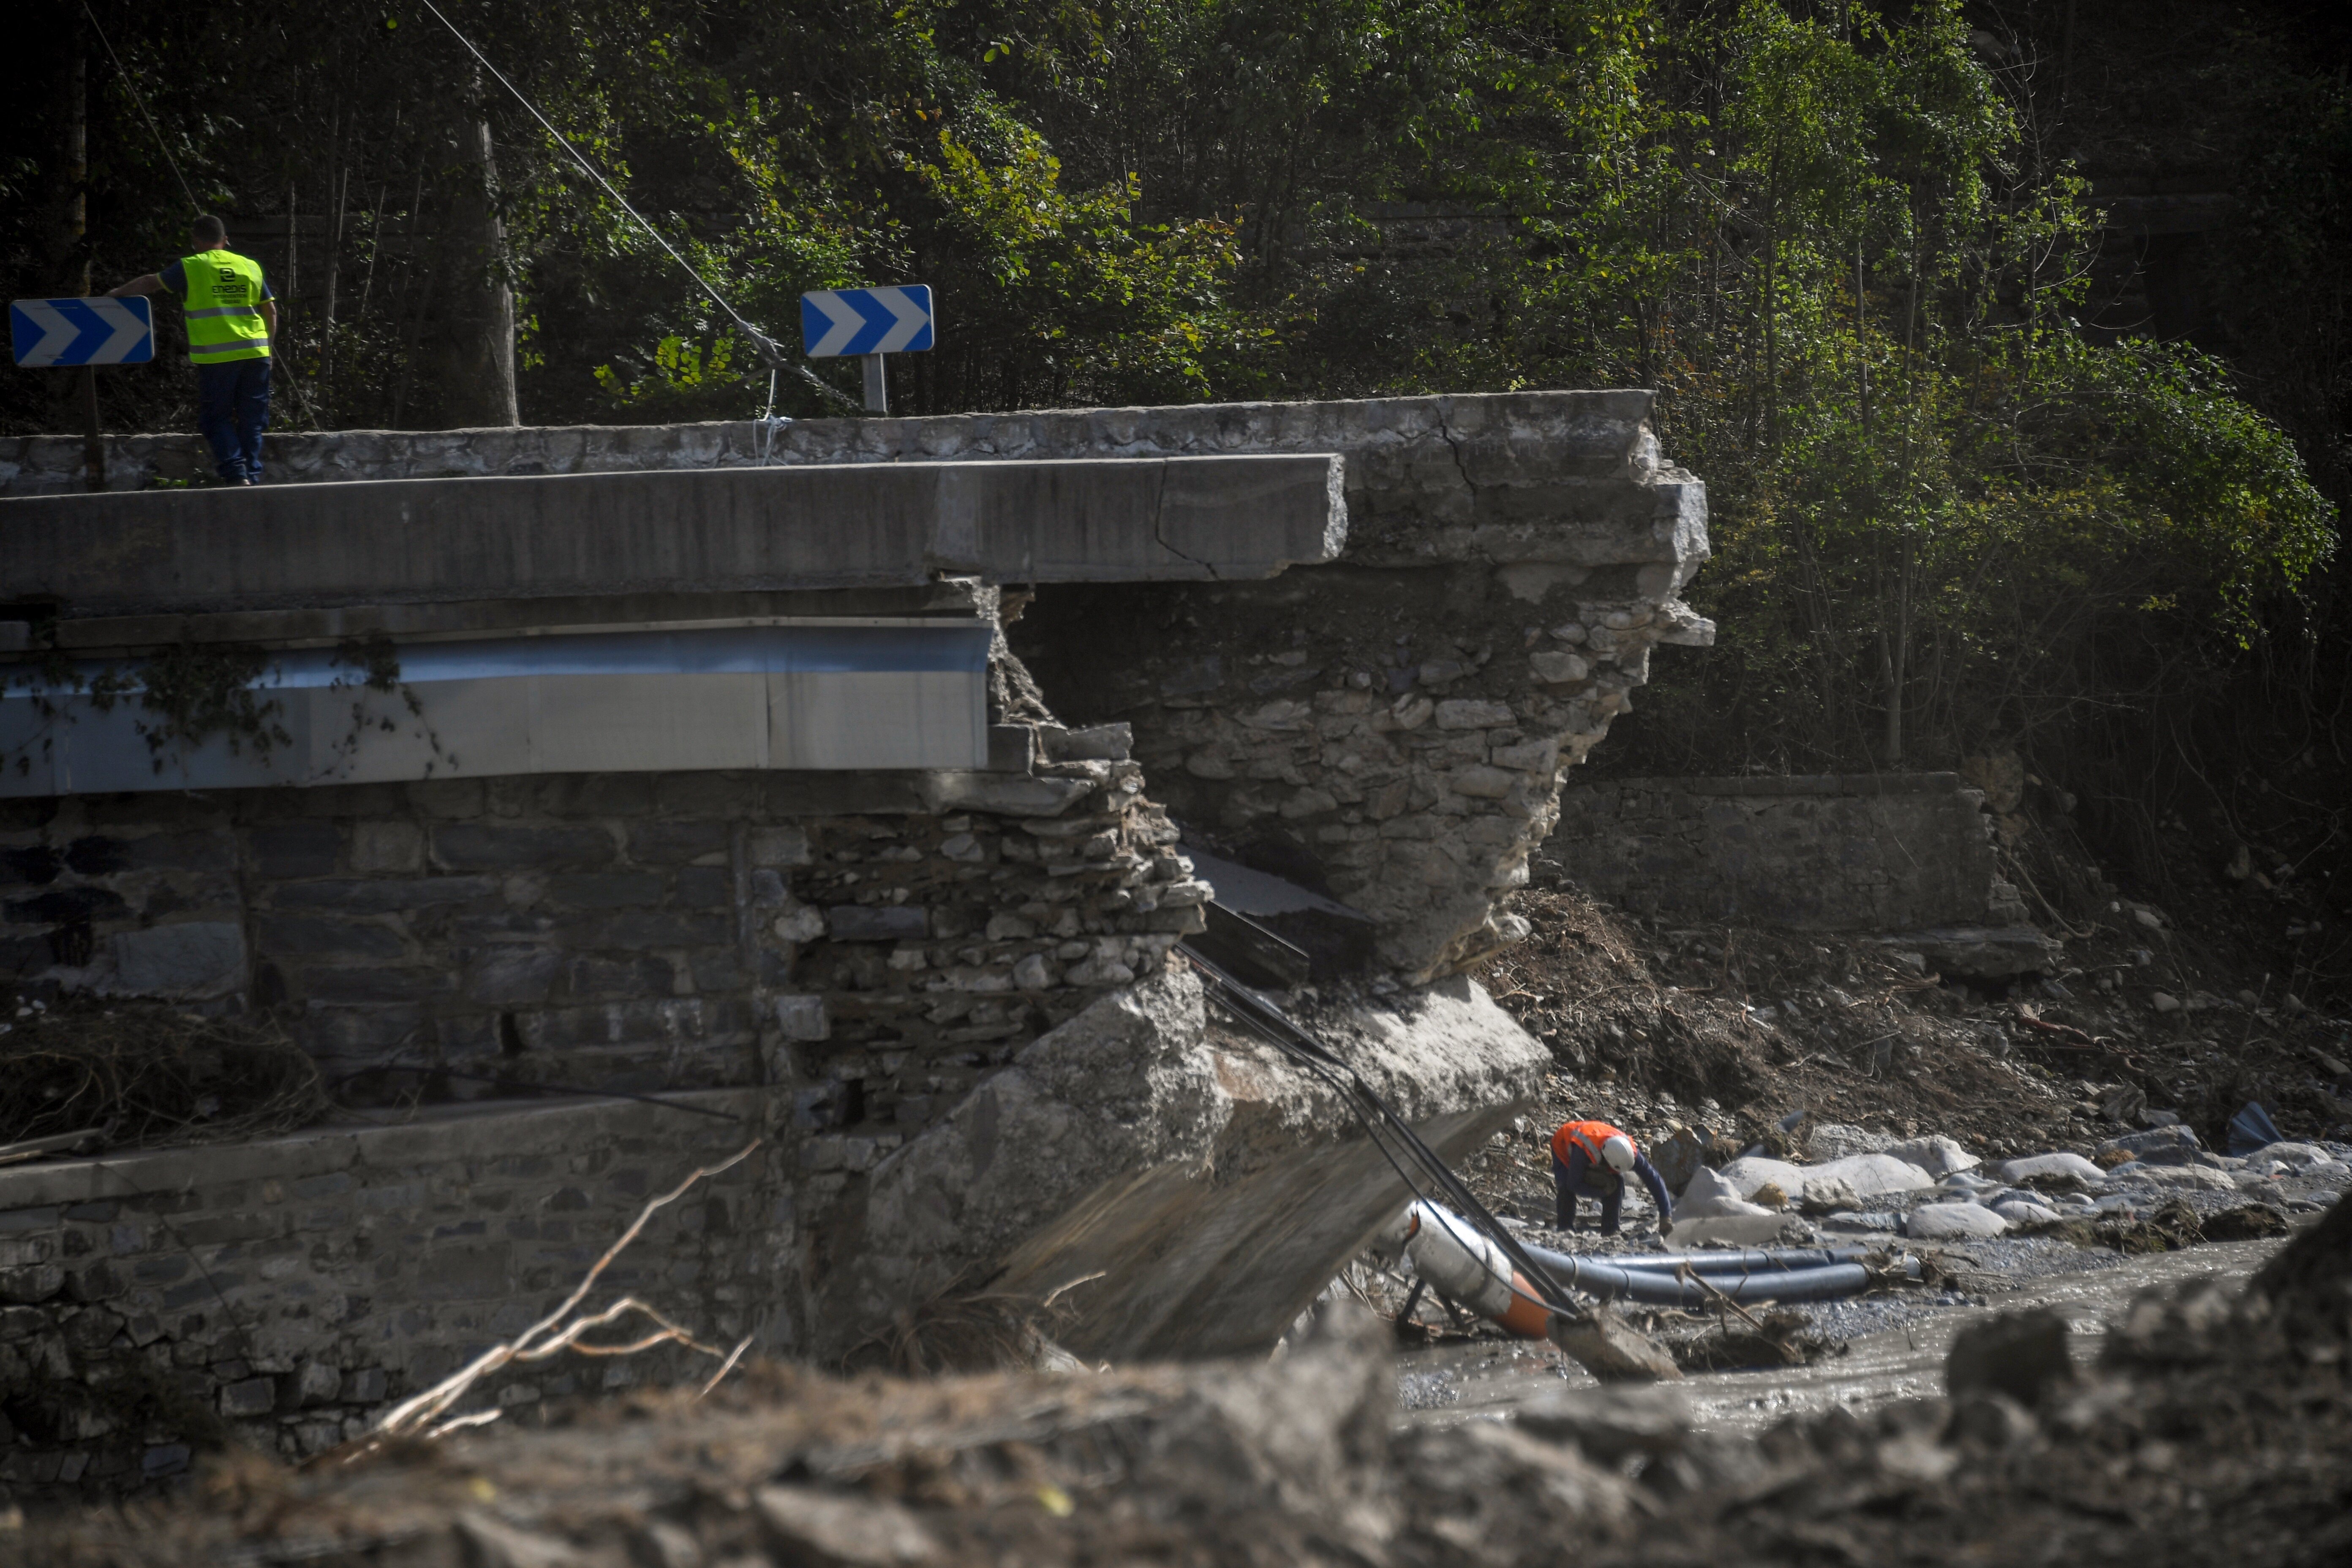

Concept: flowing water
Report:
left=1394, top=1236, right=2284, bottom=1434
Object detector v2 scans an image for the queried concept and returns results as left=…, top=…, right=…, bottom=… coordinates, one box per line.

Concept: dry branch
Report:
left=346, top=1138, right=762, bottom=1455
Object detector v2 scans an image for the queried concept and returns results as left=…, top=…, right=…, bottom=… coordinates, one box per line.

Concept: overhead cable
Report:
left=410, top=0, right=857, bottom=410
left=79, top=1, right=202, bottom=215
left=1179, top=947, right=1584, bottom=1319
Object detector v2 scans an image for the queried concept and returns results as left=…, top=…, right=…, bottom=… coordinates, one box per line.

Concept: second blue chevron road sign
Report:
left=800, top=285, right=936, bottom=358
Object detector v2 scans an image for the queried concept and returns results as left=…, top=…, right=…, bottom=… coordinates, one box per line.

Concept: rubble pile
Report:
left=23, top=1195, right=2352, bottom=1568
left=1464, top=880, right=2352, bottom=1244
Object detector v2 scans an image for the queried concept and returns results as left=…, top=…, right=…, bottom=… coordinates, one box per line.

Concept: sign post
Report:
left=800, top=286, right=935, bottom=414
left=10, top=296, right=155, bottom=493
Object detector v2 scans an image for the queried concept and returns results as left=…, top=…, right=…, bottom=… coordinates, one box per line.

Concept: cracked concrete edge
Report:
left=819, top=964, right=1546, bottom=1363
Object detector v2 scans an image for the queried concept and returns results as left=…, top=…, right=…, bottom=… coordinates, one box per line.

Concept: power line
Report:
left=411, top=0, right=857, bottom=410
left=78, top=0, right=201, bottom=215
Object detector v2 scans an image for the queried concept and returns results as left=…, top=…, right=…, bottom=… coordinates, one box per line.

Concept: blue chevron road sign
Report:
left=800, top=286, right=936, bottom=359
left=9, top=296, right=154, bottom=368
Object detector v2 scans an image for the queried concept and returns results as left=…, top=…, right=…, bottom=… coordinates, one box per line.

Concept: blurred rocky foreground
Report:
left=17, top=1195, right=2352, bottom=1568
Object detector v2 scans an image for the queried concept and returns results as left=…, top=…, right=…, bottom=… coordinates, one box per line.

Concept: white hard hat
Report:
left=1601, top=1135, right=1636, bottom=1172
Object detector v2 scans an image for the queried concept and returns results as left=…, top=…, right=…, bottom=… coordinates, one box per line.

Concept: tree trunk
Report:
left=416, top=111, right=519, bottom=427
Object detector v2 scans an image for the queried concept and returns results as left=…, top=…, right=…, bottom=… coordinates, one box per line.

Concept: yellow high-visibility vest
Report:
left=180, top=249, right=270, bottom=364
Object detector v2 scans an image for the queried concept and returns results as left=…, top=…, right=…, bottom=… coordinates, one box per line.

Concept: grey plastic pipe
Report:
left=1599, top=1246, right=1873, bottom=1273
left=1519, top=1242, right=1876, bottom=1306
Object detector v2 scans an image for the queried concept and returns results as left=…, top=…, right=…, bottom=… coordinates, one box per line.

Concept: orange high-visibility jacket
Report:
left=1552, top=1119, right=1633, bottom=1168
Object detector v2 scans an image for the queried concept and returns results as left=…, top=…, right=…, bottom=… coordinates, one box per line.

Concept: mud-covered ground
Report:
left=21, top=1198, right=2351, bottom=1568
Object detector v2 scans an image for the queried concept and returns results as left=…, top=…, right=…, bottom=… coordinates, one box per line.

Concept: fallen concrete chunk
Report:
left=1905, top=1201, right=2008, bottom=1239
left=1991, top=1152, right=2106, bottom=1185
left=1548, top=1303, right=1684, bottom=1383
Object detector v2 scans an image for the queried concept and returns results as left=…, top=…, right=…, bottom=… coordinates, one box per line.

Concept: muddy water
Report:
left=1395, top=1237, right=2284, bottom=1434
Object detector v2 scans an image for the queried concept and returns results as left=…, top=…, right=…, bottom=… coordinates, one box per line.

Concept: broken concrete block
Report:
left=1548, top=1304, right=1682, bottom=1383
left=1904, top=1201, right=2007, bottom=1240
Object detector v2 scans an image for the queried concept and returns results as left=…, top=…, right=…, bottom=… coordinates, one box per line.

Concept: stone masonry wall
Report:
left=0, top=1092, right=779, bottom=1504
left=0, top=758, right=1211, bottom=1141
left=1541, top=773, right=2028, bottom=931
left=1000, top=394, right=1712, bottom=982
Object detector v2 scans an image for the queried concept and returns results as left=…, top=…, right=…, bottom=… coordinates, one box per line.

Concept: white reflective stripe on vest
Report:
left=188, top=336, right=270, bottom=359
left=185, top=304, right=263, bottom=320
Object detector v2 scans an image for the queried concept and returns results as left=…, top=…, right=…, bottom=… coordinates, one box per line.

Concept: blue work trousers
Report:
left=196, top=357, right=272, bottom=482
left=1555, top=1155, right=1625, bottom=1234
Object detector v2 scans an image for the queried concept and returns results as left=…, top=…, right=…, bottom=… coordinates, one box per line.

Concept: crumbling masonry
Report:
left=0, top=392, right=1708, bottom=1495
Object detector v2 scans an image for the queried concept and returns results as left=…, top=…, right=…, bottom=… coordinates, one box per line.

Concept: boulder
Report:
left=1675, top=1166, right=1772, bottom=1220
left=1720, top=1152, right=1933, bottom=1202
left=1808, top=1123, right=1894, bottom=1160
left=1651, top=1125, right=1710, bottom=1198
left=2108, top=1162, right=2238, bottom=1192
left=1991, top=1199, right=2063, bottom=1228
left=1818, top=1210, right=1899, bottom=1234
left=1809, top=1152, right=1938, bottom=1196
left=1715, top=1156, right=1807, bottom=1201
left=1797, top=1176, right=1862, bottom=1217
left=1885, top=1135, right=1981, bottom=1179
left=1905, top=1201, right=2008, bottom=1240
left=2244, top=1141, right=2333, bottom=1173
left=1990, top=1152, right=2106, bottom=1186
left=2095, top=1126, right=2204, bottom=1167
left=1663, top=1214, right=1799, bottom=1249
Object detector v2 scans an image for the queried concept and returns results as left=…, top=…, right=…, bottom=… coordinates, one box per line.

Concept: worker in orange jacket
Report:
left=1553, top=1119, right=1674, bottom=1234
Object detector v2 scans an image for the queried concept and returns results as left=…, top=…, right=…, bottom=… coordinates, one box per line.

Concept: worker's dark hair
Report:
left=190, top=214, right=226, bottom=246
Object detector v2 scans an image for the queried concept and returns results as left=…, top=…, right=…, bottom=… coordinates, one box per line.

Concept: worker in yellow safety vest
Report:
left=1551, top=1118, right=1675, bottom=1235
left=109, top=214, right=278, bottom=485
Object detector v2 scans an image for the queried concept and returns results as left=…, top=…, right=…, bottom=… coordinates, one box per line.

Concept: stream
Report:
left=1394, top=1235, right=2284, bottom=1434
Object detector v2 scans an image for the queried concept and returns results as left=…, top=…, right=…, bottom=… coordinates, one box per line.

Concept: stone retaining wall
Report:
left=1541, top=773, right=2026, bottom=930
left=1, top=759, right=1210, bottom=1134
left=0, top=1092, right=779, bottom=1502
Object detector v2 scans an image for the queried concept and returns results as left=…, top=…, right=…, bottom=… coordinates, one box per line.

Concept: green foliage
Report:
left=3, top=0, right=2339, bottom=795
